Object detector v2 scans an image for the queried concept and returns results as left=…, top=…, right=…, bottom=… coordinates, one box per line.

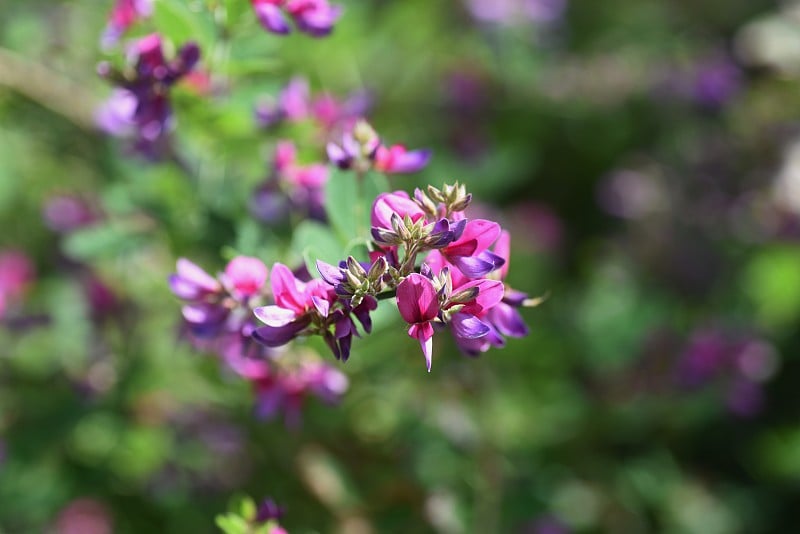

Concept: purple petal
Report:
left=451, top=313, right=491, bottom=339
left=254, top=3, right=292, bottom=34
left=252, top=318, right=310, bottom=347
left=316, top=259, right=343, bottom=286
left=489, top=302, right=529, bottom=337
left=312, top=296, right=330, bottom=317
left=392, top=149, right=432, bottom=173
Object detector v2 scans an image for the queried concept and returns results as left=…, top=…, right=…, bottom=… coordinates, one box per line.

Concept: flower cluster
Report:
left=255, top=76, right=370, bottom=132
left=169, top=256, right=348, bottom=423
left=247, top=182, right=538, bottom=372
left=252, top=0, right=342, bottom=37
left=327, top=120, right=431, bottom=175
left=97, top=34, right=199, bottom=158
left=251, top=140, right=329, bottom=223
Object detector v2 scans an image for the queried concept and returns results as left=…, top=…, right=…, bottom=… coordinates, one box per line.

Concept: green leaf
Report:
left=325, top=169, right=391, bottom=247
left=292, top=220, right=345, bottom=275
left=62, top=220, right=150, bottom=262
left=153, top=0, right=216, bottom=53
left=215, top=514, right=249, bottom=534
left=744, top=245, right=800, bottom=330
left=239, top=496, right=257, bottom=522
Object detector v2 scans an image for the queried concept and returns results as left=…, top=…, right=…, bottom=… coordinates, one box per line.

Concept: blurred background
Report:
left=2, top=0, right=800, bottom=532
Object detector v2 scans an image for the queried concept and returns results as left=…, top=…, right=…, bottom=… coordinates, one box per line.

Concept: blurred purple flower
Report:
left=43, top=195, right=99, bottom=234
left=374, top=144, right=432, bottom=174
left=97, top=34, right=200, bottom=158
left=692, top=55, right=742, bottom=109
left=251, top=0, right=342, bottom=37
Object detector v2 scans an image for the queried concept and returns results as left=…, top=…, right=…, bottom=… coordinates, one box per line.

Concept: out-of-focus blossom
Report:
left=690, top=55, right=742, bottom=109
left=53, top=498, right=113, bottom=534
left=43, top=195, right=100, bottom=233
left=251, top=0, right=342, bottom=37
left=256, top=77, right=370, bottom=131
left=251, top=140, right=329, bottom=224
left=465, top=0, right=566, bottom=26
left=97, top=34, right=200, bottom=158
left=253, top=359, right=348, bottom=427
left=328, top=120, right=431, bottom=175
left=0, top=250, right=34, bottom=319
left=222, top=256, right=270, bottom=299
left=102, top=0, right=153, bottom=47
left=676, top=327, right=778, bottom=418
left=374, top=144, right=432, bottom=174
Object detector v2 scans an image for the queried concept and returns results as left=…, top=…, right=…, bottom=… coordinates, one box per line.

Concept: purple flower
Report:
left=374, top=144, right=432, bottom=174
left=253, top=360, right=348, bottom=427
left=252, top=263, right=335, bottom=347
left=286, top=0, right=342, bottom=37
left=438, top=219, right=505, bottom=278
left=692, top=55, right=742, bottom=109
left=251, top=0, right=342, bottom=37
left=98, top=34, right=200, bottom=158
left=42, top=195, right=99, bottom=234
left=252, top=0, right=292, bottom=35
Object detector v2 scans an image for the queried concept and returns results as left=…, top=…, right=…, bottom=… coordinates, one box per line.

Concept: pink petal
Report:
left=270, top=263, right=307, bottom=314
left=397, top=273, right=439, bottom=324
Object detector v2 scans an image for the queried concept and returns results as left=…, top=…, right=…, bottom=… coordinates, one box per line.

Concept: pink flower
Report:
left=396, top=274, right=440, bottom=372
left=102, top=0, right=153, bottom=47
left=439, top=219, right=504, bottom=278
left=374, top=144, right=431, bottom=174
left=371, top=191, right=426, bottom=230
left=0, top=250, right=34, bottom=317
left=223, top=256, right=269, bottom=298
left=253, top=263, right=334, bottom=346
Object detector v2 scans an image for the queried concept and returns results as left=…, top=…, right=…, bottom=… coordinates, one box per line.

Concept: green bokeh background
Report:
left=2, top=0, right=800, bottom=532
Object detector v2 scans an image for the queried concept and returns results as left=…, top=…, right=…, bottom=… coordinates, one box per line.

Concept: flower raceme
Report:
left=175, top=183, right=536, bottom=376
left=327, top=120, right=431, bottom=175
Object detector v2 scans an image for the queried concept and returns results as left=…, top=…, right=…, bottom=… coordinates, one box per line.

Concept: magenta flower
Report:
left=0, top=250, right=34, bottom=318
left=252, top=263, right=334, bottom=346
left=374, top=144, right=432, bottom=174
left=371, top=191, right=426, bottom=230
left=439, top=219, right=505, bottom=278
left=253, top=360, right=348, bottom=427
left=285, top=0, right=342, bottom=37
left=252, top=140, right=329, bottom=223
left=397, top=274, right=440, bottom=372
left=256, top=77, right=310, bottom=126
left=102, top=0, right=153, bottom=47
left=222, top=256, right=269, bottom=299
left=251, top=0, right=341, bottom=37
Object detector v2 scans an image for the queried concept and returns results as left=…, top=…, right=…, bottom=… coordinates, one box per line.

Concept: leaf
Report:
left=325, top=169, right=391, bottom=246
left=292, top=220, right=345, bottom=276
left=153, top=0, right=216, bottom=53
left=62, top=220, right=151, bottom=262
left=215, top=514, right=249, bottom=534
